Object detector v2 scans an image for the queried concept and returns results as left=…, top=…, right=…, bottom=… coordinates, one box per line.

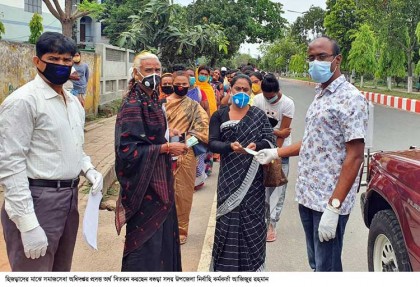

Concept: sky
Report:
left=173, top=0, right=327, bottom=57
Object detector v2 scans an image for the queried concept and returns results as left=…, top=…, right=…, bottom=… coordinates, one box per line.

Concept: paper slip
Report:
left=244, top=148, right=258, bottom=156
left=186, top=136, right=199, bottom=147
left=83, top=188, right=102, bottom=250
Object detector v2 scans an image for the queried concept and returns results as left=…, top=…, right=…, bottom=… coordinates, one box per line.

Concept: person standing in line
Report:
left=165, top=71, right=209, bottom=244
left=159, top=72, right=174, bottom=100
left=71, top=50, right=89, bottom=107
left=209, top=74, right=275, bottom=271
left=186, top=68, right=209, bottom=115
left=114, top=52, right=187, bottom=271
left=253, top=74, right=295, bottom=242
left=0, top=32, right=103, bottom=271
left=255, top=36, right=368, bottom=271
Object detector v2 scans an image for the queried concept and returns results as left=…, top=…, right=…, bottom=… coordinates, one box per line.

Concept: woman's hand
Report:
left=231, top=141, right=246, bottom=154
left=275, top=128, right=292, bottom=139
left=246, top=143, right=257, bottom=151
left=170, top=142, right=189, bottom=156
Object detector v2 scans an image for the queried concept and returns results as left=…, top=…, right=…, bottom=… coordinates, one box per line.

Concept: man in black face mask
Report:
left=0, top=32, right=103, bottom=271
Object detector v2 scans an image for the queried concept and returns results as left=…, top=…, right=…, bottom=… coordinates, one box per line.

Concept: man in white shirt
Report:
left=0, top=32, right=103, bottom=271
left=253, top=74, right=295, bottom=242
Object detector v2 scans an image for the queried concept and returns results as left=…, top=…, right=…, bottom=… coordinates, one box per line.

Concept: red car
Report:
left=361, top=147, right=420, bottom=271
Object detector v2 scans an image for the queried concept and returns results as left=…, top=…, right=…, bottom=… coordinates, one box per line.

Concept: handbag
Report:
left=262, top=158, right=288, bottom=187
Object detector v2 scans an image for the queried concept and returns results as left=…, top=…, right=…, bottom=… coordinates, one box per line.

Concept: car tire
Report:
left=368, top=209, right=412, bottom=271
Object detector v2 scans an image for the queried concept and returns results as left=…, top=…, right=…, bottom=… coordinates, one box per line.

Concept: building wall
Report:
left=0, top=40, right=133, bottom=115
left=95, top=43, right=135, bottom=105
left=0, top=40, right=100, bottom=117
left=0, top=1, right=64, bottom=42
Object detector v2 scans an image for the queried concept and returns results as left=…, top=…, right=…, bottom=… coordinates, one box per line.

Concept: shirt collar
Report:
left=315, top=75, right=346, bottom=98
left=34, top=74, right=72, bottom=102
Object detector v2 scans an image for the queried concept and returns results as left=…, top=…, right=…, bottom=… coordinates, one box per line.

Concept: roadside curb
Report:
left=197, top=191, right=217, bottom=271
left=281, top=78, right=420, bottom=114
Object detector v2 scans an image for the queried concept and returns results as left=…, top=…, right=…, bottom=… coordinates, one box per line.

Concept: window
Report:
left=24, top=0, right=42, bottom=14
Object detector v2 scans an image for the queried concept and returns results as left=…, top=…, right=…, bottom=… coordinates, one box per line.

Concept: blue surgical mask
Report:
left=198, top=75, right=208, bottom=82
left=189, top=76, right=196, bottom=86
left=265, top=95, right=278, bottom=104
left=209, top=76, right=213, bottom=83
left=308, top=58, right=336, bottom=83
left=232, top=92, right=250, bottom=108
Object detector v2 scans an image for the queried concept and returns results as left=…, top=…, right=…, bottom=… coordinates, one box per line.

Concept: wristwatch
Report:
left=331, top=198, right=341, bottom=209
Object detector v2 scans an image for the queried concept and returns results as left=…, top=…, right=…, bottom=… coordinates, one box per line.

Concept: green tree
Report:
left=364, top=0, right=420, bottom=92
left=260, top=36, right=299, bottom=72
left=101, top=0, right=145, bottom=46
left=377, top=41, right=406, bottom=90
left=348, top=24, right=377, bottom=87
left=0, top=20, right=5, bottom=40
left=324, top=0, right=365, bottom=70
left=187, top=0, right=287, bottom=62
left=290, top=6, right=325, bottom=44
left=29, top=13, right=43, bottom=44
left=43, top=0, right=103, bottom=37
left=289, top=53, right=307, bottom=74
left=117, top=0, right=229, bottom=67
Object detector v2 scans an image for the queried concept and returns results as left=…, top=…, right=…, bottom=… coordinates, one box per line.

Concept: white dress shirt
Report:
left=0, top=74, right=94, bottom=232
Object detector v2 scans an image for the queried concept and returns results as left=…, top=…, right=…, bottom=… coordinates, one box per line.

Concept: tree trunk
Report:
left=360, top=75, right=364, bottom=88
left=387, top=76, right=392, bottom=90
left=408, top=76, right=413, bottom=93
left=407, top=50, right=413, bottom=93
left=61, top=20, right=74, bottom=38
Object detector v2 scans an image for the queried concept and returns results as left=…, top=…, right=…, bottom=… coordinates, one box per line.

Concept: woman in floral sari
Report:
left=166, top=71, right=209, bottom=244
left=209, top=74, right=275, bottom=271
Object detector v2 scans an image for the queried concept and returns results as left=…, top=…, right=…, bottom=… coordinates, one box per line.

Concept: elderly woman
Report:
left=114, top=52, right=188, bottom=271
left=209, top=74, right=275, bottom=271
left=165, top=71, right=209, bottom=245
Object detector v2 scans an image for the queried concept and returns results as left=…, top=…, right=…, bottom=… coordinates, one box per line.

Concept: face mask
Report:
left=161, top=85, right=174, bottom=95
left=189, top=77, right=196, bottom=86
left=232, top=92, right=250, bottom=108
left=265, top=95, right=279, bottom=104
left=139, top=72, right=161, bottom=89
left=198, top=75, right=208, bottom=82
left=173, top=85, right=189, bottom=97
left=308, top=58, right=336, bottom=83
left=221, top=71, right=226, bottom=77
left=252, top=83, right=260, bottom=94
left=38, top=59, right=72, bottom=85
left=209, top=76, right=213, bottom=83
left=73, top=56, right=81, bottom=63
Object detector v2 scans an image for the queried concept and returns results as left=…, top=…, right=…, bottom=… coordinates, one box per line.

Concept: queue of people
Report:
left=0, top=33, right=368, bottom=273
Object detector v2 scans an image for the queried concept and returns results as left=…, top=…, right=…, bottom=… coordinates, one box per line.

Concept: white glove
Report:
left=21, top=225, right=48, bottom=259
left=86, top=169, right=103, bottom=195
left=254, top=148, right=280, bottom=165
left=318, top=205, right=340, bottom=242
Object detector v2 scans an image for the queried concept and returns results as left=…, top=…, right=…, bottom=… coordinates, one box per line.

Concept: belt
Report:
left=28, top=177, right=80, bottom=188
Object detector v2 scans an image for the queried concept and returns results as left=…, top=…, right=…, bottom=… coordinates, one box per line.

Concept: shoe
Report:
left=266, top=224, right=277, bottom=242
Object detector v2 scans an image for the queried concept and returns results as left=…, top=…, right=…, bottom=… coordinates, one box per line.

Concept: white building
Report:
left=0, top=0, right=108, bottom=47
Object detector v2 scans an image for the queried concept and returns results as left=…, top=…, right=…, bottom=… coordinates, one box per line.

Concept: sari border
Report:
left=220, top=120, right=240, bottom=133
left=216, top=159, right=260, bottom=219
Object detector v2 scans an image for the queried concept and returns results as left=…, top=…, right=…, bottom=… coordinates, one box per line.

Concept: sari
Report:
left=208, top=106, right=275, bottom=272
left=165, top=96, right=209, bottom=241
left=114, top=83, right=181, bottom=271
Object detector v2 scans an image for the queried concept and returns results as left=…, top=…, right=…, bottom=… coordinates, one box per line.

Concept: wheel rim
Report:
left=373, top=234, right=399, bottom=271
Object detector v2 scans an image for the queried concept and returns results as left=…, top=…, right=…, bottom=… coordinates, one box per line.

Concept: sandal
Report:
left=180, top=236, right=187, bottom=245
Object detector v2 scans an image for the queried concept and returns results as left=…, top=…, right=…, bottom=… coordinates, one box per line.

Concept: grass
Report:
left=284, top=76, right=420, bottom=100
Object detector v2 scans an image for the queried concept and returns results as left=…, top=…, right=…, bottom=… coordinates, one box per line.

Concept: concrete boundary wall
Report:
left=95, top=43, right=135, bottom=106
